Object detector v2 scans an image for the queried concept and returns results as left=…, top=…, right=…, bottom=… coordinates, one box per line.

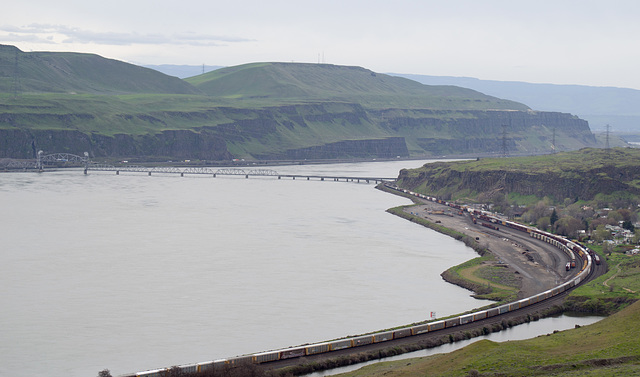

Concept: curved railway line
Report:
left=123, top=185, right=606, bottom=377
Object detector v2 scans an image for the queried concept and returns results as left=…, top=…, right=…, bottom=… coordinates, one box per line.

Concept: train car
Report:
left=566, top=262, right=571, bottom=271
left=305, top=342, right=331, bottom=356
left=137, top=369, right=166, bottom=377
left=178, top=364, right=198, bottom=374
left=473, top=311, right=488, bottom=321
left=352, top=335, right=374, bottom=347
left=487, top=307, right=500, bottom=317
left=445, top=318, right=460, bottom=328
left=460, top=314, right=474, bottom=325
left=410, top=323, right=430, bottom=335
left=254, top=350, right=281, bottom=363
left=279, top=347, right=306, bottom=360
left=226, top=355, right=253, bottom=365
left=373, top=331, right=394, bottom=343
left=429, top=320, right=446, bottom=331
left=195, top=360, right=220, bottom=373
left=481, top=222, right=499, bottom=231
left=498, top=304, right=510, bottom=314
left=393, top=328, right=413, bottom=339
left=329, top=338, right=353, bottom=351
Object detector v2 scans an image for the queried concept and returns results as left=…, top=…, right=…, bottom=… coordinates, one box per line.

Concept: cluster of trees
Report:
left=490, top=193, right=640, bottom=245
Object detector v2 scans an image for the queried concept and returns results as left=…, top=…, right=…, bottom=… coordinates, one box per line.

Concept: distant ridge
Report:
left=0, top=45, right=201, bottom=95
left=392, top=73, right=640, bottom=133
left=185, top=62, right=529, bottom=111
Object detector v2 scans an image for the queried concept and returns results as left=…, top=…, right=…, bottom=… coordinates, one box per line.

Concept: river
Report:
left=0, top=160, right=594, bottom=377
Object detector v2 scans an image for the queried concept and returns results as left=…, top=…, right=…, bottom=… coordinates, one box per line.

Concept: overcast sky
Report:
left=3, top=0, right=640, bottom=89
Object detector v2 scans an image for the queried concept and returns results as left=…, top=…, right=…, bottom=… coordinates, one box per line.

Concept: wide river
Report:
left=0, top=160, right=581, bottom=377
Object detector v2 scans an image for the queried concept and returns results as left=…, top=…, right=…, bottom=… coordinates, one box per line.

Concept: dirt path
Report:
left=603, top=262, right=637, bottom=293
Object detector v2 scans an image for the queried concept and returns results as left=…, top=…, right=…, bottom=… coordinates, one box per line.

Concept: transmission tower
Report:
left=552, top=127, right=556, bottom=153
left=605, top=124, right=611, bottom=150
left=501, top=124, right=508, bottom=158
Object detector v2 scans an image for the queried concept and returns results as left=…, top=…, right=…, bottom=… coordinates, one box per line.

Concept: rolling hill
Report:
left=0, top=44, right=200, bottom=95
left=0, top=46, right=599, bottom=161
left=185, top=62, right=529, bottom=111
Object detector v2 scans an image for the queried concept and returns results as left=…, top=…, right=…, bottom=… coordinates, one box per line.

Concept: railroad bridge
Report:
left=1, top=153, right=397, bottom=184
left=87, top=164, right=396, bottom=184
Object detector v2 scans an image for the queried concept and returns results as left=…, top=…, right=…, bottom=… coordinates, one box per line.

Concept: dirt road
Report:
left=405, top=200, right=577, bottom=298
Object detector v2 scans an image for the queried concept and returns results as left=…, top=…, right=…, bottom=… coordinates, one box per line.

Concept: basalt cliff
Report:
left=0, top=45, right=598, bottom=161
left=396, top=148, right=640, bottom=203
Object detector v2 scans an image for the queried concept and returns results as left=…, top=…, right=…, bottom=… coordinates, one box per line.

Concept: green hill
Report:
left=397, top=147, right=640, bottom=204
left=185, top=62, right=529, bottom=111
left=0, top=46, right=598, bottom=161
left=0, top=44, right=200, bottom=95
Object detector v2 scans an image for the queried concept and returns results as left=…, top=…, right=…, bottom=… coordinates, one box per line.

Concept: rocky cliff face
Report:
left=0, top=104, right=597, bottom=161
left=0, top=129, right=232, bottom=160
left=397, top=159, right=640, bottom=202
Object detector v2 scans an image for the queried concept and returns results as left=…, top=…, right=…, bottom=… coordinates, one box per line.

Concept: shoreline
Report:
left=263, top=186, right=605, bottom=376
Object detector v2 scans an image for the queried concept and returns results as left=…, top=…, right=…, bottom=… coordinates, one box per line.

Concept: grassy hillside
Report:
left=336, top=297, right=640, bottom=377
left=185, top=62, right=530, bottom=111
left=0, top=46, right=597, bottom=160
left=397, top=148, right=640, bottom=204
left=0, top=44, right=200, bottom=95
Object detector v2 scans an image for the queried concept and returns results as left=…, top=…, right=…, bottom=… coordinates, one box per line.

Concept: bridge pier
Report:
left=278, top=176, right=281, bottom=179
left=84, top=168, right=87, bottom=175
left=307, top=177, right=309, bottom=180
left=148, top=172, right=151, bottom=176
left=213, top=173, right=216, bottom=177
left=181, top=172, right=184, bottom=177
left=116, top=171, right=119, bottom=175
left=245, top=174, right=248, bottom=178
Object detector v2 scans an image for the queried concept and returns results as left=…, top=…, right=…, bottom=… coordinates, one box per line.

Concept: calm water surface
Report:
left=2, top=160, right=489, bottom=377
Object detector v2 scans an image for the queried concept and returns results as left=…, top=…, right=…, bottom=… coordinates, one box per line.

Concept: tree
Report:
left=555, top=217, right=584, bottom=239
left=550, top=208, right=559, bottom=226
left=537, top=216, right=551, bottom=231
left=592, top=224, right=611, bottom=243
left=98, top=370, right=112, bottom=377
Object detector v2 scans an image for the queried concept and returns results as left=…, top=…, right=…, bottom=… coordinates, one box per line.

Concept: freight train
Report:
left=126, top=185, right=595, bottom=377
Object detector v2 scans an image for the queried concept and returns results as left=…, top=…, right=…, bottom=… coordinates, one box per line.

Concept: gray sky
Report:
left=3, top=0, right=640, bottom=89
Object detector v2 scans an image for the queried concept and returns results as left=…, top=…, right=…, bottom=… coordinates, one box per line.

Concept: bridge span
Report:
left=86, top=164, right=397, bottom=184
left=1, top=153, right=397, bottom=183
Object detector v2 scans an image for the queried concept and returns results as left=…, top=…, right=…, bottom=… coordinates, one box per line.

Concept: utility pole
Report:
left=12, top=50, right=19, bottom=98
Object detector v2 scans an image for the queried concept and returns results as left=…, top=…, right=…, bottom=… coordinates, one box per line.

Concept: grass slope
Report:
left=337, top=298, right=640, bottom=377
left=185, top=62, right=530, bottom=111
left=397, top=147, right=640, bottom=203
left=0, top=44, right=201, bottom=95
